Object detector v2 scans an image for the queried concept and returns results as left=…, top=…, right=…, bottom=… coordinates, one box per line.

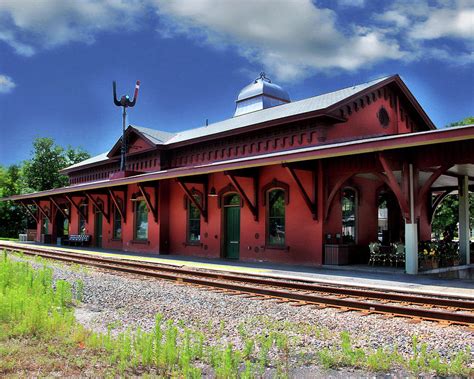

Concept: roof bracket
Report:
left=225, top=169, right=259, bottom=221
left=377, top=153, right=410, bottom=221
left=137, top=183, right=158, bottom=223
left=84, top=193, right=110, bottom=223
left=177, top=179, right=208, bottom=223
left=284, top=164, right=318, bottom=220
left=19, top=201, right=39, bottom=223
left=65, top=195, right=87, bottom=222
left=49, top=197, right=70, bottom=222
left=32, top=199, right=50, bottom=222
left=108, top=188, right=126, bottom=223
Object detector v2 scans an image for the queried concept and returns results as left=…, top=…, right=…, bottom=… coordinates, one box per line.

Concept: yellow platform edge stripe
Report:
left=1, top=241, right=268, bottom=274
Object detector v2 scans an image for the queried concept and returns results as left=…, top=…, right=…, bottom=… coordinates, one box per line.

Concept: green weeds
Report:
left=1, top=254, right=472, bottom=377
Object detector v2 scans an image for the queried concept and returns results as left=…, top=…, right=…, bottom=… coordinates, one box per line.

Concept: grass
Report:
left=0, top=237, right=18, bottom=241
left=1, top=250, right=472, bottom=377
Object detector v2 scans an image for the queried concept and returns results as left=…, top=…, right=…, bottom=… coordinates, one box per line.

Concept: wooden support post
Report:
left=32, top=199, right=50, bottom=221
left=49, top=197, right=70, bottom=221
left=84, top=193, right=110, bottom=223
left=137, top=183, right=158, bottom=222
left=19, top=201, right=39, bottom=223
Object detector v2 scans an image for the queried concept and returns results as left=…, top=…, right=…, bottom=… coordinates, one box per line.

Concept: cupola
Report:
left=234, top=72, right=290, bottom=117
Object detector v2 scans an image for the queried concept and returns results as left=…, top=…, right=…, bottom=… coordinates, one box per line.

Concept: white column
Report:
left=458, top=175, right=470, bottom=265
left=405, top=223, right=418, bottom=274
left=405, top=163, right=418, bottom=274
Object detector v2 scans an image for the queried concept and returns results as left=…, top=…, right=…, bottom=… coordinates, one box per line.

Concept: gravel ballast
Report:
left=12, top=254, right=473, bottom=374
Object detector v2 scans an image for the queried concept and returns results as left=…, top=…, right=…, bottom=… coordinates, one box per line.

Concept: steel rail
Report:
left=3, top=245, right=474, bottom=326
left=2, top=243, right=472, bottom=310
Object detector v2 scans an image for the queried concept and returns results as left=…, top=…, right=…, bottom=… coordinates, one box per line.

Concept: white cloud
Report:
left=0, top=0, right=472, bottom=82
left=410, top=7, right=474, bottom=40
left=375, top=0, right=474, bottom=65
left=0, top=0, right=144, bottom=52
left=152, top=0, right=405, bottom=81
left=0, top=74, right=15, bottom=93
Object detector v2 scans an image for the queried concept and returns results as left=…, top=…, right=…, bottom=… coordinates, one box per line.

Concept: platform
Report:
left=2, top=241, right=473, bottom=300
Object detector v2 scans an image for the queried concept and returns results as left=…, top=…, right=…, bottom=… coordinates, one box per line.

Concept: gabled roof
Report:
left=62, top=74, right=436, bottom=173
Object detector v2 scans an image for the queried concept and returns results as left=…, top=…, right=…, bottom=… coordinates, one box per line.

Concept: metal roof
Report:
left=166, top=75, right=390, bottom=144
left=63, top=152, right=110, bottom=171
left=62, top=75, right=395, bottom=172
left=4, top=125, right=473, bottom=202
left=131, top=125, right=176, bottom=144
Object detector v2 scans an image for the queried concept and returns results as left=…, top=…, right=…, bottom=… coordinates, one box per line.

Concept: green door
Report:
left=224, top=203, right=240, bottom=259
left=95, top=212, right=103, bottom=248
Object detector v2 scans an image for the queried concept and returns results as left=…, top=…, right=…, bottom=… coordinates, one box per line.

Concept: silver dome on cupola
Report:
left=234, top=72, right=290, bottom=117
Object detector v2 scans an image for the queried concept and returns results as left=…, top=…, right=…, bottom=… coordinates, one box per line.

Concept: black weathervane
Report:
left=113, top=80, right=141, bottom=172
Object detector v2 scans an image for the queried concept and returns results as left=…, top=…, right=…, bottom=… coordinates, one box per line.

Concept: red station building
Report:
left=5, top=74, right=473, bottom=274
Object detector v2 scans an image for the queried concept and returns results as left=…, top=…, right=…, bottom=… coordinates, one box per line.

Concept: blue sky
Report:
left=0, top=0, right=473, bottom=166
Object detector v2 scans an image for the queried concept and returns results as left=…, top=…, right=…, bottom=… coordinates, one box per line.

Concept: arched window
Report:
left=187, top=192, right=202, bottom=243
left=134, top=200, right=148, bottom=240
left=267, top=189, right=286, bottom=247
left=113, top=198, right=123, bottom=240
left=341, top=187, right=357, bottom=244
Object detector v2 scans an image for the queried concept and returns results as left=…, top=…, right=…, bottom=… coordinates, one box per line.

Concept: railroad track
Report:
left=2, top=243, right=474, bottom=327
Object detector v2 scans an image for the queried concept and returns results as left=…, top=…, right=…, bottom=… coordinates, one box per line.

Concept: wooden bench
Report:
left=63, top=234, right=91, bottom=246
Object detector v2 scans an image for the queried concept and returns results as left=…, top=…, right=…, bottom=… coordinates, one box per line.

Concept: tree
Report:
left=0, top=138, right=90, bottom=238
left=22, top=138, right=90, bottom=192
left=0, top=165, right=29, bottom=237
left=447, top=116, right=474, bottom=128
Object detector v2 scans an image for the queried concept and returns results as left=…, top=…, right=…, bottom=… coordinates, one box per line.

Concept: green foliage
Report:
left=22, top=138, right=90, bottom=192
left=0, top=137, right=90, bottom=238
left=1, top=254, right=472, bottom=377
left=432, top=193, right=474, bottom=238
left=0, top=165, right=29, bottom=238
left=316, top=331, right=471, bottom=376
left=446, top=116, right=474, bottom=128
